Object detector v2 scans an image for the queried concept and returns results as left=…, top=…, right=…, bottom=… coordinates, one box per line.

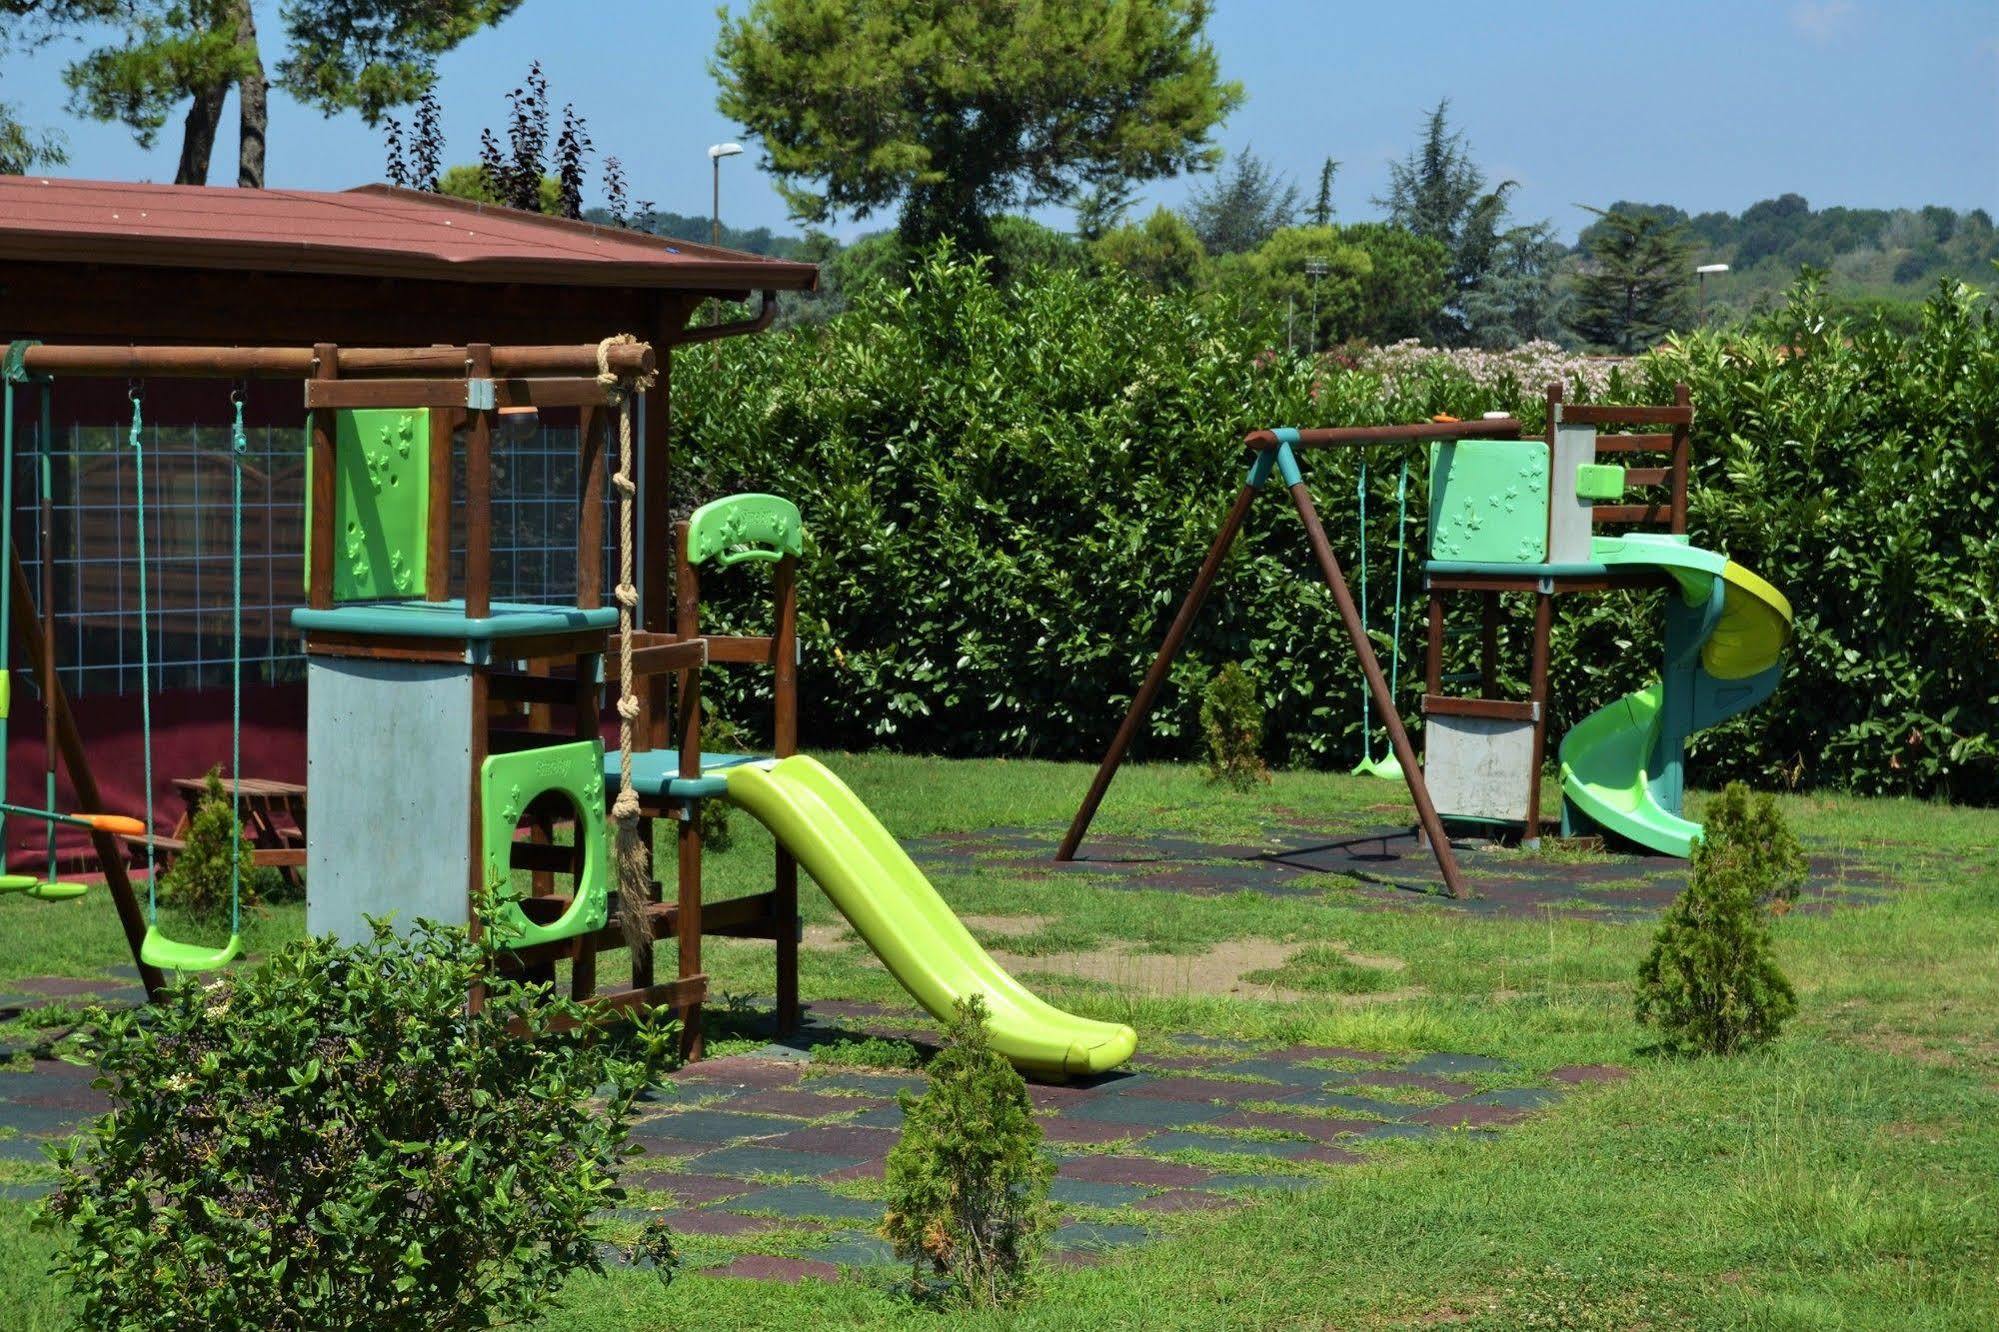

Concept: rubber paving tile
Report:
left=723, top=1184, right=883, bottom=1224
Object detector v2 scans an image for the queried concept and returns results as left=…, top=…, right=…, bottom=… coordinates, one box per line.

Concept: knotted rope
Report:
left=597, top=335, right=658, bottom=966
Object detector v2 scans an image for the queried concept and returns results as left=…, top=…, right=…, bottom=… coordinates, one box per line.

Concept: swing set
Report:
left=0, top=345, right=247, bottom=973
left=1058, top=415, right=1531, bottom=900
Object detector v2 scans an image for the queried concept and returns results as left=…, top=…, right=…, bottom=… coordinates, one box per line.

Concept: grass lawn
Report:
left=2, top=753, right=1995, bottom=1329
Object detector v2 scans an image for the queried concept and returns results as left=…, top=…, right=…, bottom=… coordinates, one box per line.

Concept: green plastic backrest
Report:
left=480, top=740, right=608, bottom=949
left=303, top=408, right=431, bottom=600
left=685, top=493, right=804, bottom=567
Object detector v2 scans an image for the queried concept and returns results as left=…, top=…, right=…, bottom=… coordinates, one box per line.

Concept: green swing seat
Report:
left=140, top=925, right=243, bottom=972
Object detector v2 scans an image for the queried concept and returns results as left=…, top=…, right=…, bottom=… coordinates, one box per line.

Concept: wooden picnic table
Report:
left=121, top=776, right=307, bottom=890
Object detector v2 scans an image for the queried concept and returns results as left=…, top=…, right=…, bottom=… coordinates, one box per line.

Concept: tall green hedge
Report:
left=674, top=257, right=1996, bottom=803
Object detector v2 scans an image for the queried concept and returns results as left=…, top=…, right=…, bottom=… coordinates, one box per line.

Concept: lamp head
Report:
left=708, top=142, right=744, bottom=160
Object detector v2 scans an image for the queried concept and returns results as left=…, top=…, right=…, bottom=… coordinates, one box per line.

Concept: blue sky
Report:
left=4, top=1, right=1994, bottom=243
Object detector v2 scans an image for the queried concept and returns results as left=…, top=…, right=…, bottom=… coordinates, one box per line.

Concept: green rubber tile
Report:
left=1199, top=1172, right=1320, bottom=1193
left=1138, top=1131, right=1325, bottom=1161
left=803, top=1072, right=927, bottom=1097
left=809, top=1231, right=899, bottom=1268
left=1049, top=1178, right=1154, bottom=1208
left=0, top=1181, right=52, bottom=1202
left=636, top=1109, right=803, bottom=1143
left=1352, top=1121, right=1440, bottom=1142
left=1470, top=1087, right=1563, bottom=1110
left=1407, top=1052, right=1513, bottom=1075
left=1216, top=1058, right=1333, bottom=1087
left=724, top=1184, right=883, bottom=1224
left=1052, top=1221, right=1150, bottom=1251
left=1277, top=1090, right=1415, bottom=1119
left=0, top=1137, right=52, bottom=1163
left=1064, top=1096, right=1231, bottom=1128
left=689, top=1144, right=868, bottom=1177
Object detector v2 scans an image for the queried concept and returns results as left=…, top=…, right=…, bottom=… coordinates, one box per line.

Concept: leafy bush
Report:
left=1635, top=782, right=1800, bottom=1055
left=1201, top=661, right=1270, bottom=788
left=881, top=996, right=1052, bottom=1307
left=675, top=254, right=1996, bottom=803
left=38, top=912, right=673, bottom=1330
left=156, top=767, right=259, bottom=921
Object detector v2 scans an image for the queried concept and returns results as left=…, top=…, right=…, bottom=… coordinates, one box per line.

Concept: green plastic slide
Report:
left=724, top=755, right=1138, bottom=1078
left=1559, top=534, right=1793, bottom=857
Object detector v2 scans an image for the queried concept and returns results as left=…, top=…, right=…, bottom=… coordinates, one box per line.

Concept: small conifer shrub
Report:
left=1201, top=661, right=1270, bottom=789
left=881, top=996, right=1053, bottom=1307
left=156, top=767, right=259, bottom=920
left=1635, top=782, right=1800, bottom=1055
left=1695, top=782, right=1809, bottom=908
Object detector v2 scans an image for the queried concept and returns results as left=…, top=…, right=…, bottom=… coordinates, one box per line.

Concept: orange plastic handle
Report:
left=83, top=814, right=147, bottom=837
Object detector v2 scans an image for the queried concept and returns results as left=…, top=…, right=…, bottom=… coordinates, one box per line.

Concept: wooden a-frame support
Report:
left=1056, top=421, right=1523, bottom=900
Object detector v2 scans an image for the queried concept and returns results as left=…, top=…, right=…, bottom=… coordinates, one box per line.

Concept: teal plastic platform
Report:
left=292, top=599, right=617, bottom=640
left=605, top=749, right=770, bottom=800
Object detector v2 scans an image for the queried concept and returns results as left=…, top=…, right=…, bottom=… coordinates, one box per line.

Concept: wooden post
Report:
left=1287, top=479, right=1469, bottom=899
left=642, top=305, right=676, bottom=633
left=1058, top=482, right=1259, bottom=861
left=577, top=403, right=605, bottom=611
left=1669, top=381, right=1692, bottom=535
left=772, top=551, right=800, bottom=1032
left=7, top=547, right=167, bottom=995
left=464, top=345, right=493, bottom=620
left=1525, top=590, right=1554, bottom=841
left=1480, top=591, right=1501, bottom=694
left=1426, top=589, right=1446, bottom=695
left=306, top=344, right=338, bottom=610
left=673, top=522, right=702, bottom=1059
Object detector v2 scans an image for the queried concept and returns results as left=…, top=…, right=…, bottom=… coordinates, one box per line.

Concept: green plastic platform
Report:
left=292, top=599, right=617, bottom=640
left=481, top=739, right=608, bottom=949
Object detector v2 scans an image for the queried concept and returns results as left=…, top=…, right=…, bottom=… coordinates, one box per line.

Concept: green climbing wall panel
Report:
left=1428, top=439, right=1550, bottom=565
left=305, top=408, right=430, bottom=601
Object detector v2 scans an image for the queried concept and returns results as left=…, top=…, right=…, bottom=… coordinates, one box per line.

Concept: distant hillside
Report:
left=580, top=206, right=815, bottom=259
left=1580, top=195, right=1998, bottom=322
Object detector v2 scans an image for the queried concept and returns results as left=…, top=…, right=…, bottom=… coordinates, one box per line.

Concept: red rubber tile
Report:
left=701, top=1254, right=840, bottom=1283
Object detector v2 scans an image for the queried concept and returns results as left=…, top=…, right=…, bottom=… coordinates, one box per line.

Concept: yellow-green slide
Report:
left=1560, top=534, right=1793, bottom=857
left=725, top=755, right=1138, bottom=1077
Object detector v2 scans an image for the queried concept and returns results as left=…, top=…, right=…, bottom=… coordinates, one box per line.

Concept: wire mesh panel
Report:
left=13, top=416, right=618, bottom=699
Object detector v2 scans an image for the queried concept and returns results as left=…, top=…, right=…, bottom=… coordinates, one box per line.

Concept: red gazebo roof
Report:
left=0, top=176, right=817, bottom=292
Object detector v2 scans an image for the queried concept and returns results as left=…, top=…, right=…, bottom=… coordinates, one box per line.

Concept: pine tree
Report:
left=1568, top=206, right=1696, bottom=351
left=1187, top=146, right=1298, bottom=255
left=1310, top=157, right=1339, bottom=227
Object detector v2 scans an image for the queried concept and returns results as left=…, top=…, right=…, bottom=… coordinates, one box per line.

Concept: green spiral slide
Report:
left=724, top=755, right=1138, bottom=1078
left=1559, top=534, right=1794, bottom=856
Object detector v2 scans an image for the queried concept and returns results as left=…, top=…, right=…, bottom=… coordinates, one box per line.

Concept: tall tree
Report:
left=1379, top=98, right=1558, bottom=346
left=53, top=0, right=520, bottom=186
left=1072, top=179, right=1135, bottom=243
left=1186, top=146, right=1297, bottom=255
left=714, top=0, right=1242, bottom=254
left=1568, top=206, right=1695, bottom=352
left=0, top=101, right=69, bottom=174
left=1310, top=156, right=1337, bottom=227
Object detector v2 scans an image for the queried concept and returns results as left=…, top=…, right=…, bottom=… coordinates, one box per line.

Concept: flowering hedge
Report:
left=674, top=258, right=1995, bottom=803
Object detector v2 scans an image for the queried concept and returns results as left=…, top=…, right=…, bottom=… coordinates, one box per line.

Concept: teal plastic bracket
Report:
left=1246, top=431, right=1303, bottom=488
left=2, top=340, right=40, bottom=384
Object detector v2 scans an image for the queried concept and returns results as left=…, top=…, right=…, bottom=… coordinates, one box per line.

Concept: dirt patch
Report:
left=801, top=923, right=856, bottom=951
left=991, top=938, right=1307, bottom=999
left=958, top=914, right=1057, bottom=938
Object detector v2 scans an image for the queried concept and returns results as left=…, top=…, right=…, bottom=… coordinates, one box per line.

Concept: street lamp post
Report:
left=1304, top=256, right=1329, bottom=357
left=1696, top=262, right=1729, bottom=324
left=708, top=142, right=743, bottom=247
